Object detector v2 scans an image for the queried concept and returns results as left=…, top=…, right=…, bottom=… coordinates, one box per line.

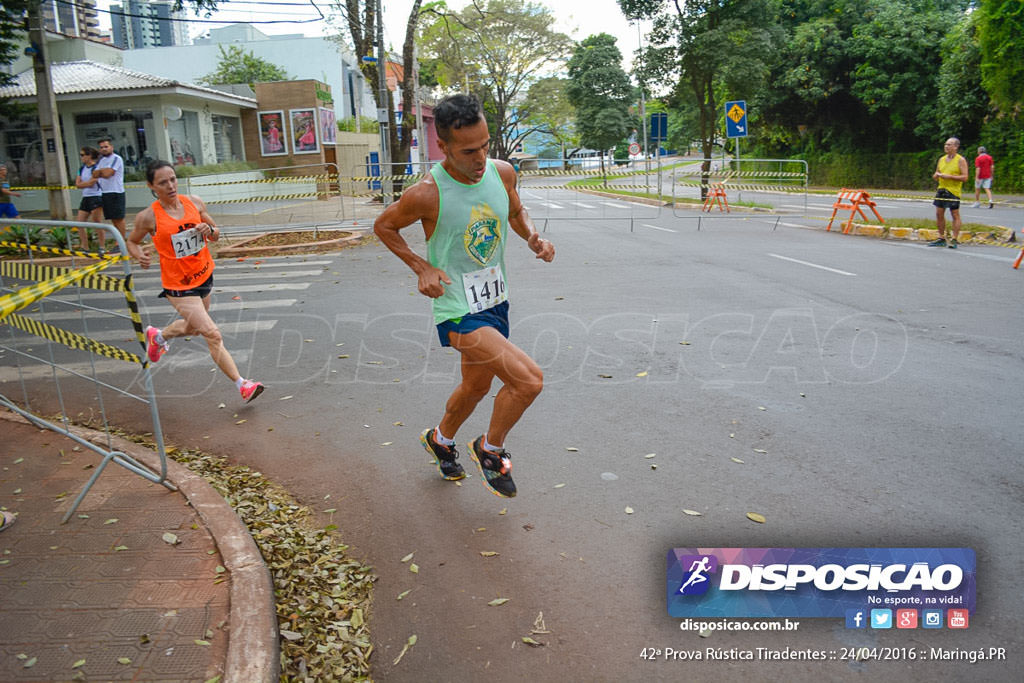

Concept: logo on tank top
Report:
left=463, top=204, right=502, bottom=265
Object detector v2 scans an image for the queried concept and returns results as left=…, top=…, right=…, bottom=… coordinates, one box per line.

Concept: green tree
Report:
left=566, top=34, right=634, bottom=177
left=0, top=0, right=33, bottom=117
left=619, top=0, right=779, bottom=195
left=521, top=77, right=579, bottom=164
left=328, top=0, right=426, bottom=191
left=847, top=0, right=965, bottom=150
left=419, top=0, right=573, bottom=159
left=976, top=0, right=1024, bottom=115
left=936, top=13, right=987, bottom=142
left=198, top=45, right=290, bottom=85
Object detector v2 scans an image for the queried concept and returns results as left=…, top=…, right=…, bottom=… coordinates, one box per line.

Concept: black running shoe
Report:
left=469, top=436, right=517, bottom=498
left=947, top=238, right=958, bottom=249
left=420, top=428, right=466, bottom=480
left=927, top=238, right=946, bottom=247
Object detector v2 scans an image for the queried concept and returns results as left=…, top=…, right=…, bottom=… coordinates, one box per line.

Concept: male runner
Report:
left=374, top=94, right=555, bottom=498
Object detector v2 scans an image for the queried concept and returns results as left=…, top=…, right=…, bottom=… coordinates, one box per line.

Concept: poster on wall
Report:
left=290, top=108, right=320, bottom=154
left=319, top=107, right=337, bottom=145
left=258, top=110, right=287, bottom=156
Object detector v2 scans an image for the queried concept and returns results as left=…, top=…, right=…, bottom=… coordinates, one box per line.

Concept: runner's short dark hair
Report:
left=434, top=94, right=484, bottom=141
left=145, top=160, right=175, bottom=184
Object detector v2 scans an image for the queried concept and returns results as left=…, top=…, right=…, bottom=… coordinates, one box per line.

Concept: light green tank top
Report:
left=427, top=160, right=510, bottom=323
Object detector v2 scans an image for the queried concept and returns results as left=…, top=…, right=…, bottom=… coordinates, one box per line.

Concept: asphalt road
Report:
left=3, top=188, right=1022, bottom=682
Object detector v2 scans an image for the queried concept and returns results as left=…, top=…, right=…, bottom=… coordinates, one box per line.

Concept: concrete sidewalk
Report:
left=0, top=411, right=277, bottom=682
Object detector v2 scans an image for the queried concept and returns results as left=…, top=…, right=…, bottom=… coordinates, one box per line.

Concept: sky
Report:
left=92, top=0, right=646, bottom=70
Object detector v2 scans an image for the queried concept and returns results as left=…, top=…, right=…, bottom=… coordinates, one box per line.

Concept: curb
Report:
left=0, top=411, right=280, bottom=683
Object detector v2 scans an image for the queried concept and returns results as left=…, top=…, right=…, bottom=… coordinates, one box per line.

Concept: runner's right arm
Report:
left=127, top=208, right=155, bottom=269
left=373, top=180, right=452, bottom=299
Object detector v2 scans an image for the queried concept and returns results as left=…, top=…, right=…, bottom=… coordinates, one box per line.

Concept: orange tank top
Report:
left=152, top=196, right=215, bottom=290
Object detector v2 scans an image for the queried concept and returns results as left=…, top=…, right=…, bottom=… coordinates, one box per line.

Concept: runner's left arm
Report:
left=498, top=160, right=554, bottom=262
left=190, top=195, right=220, bottom=242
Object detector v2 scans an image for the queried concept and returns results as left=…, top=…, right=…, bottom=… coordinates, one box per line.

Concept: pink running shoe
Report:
left=145, top=325, right=168, bottom=363
left=239, top=380, right=265, bottom=403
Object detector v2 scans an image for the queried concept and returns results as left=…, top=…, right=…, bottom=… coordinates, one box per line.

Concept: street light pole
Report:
left=376, top=0, right=393, bottom=203
left=27, top=5, right=71, bottom=219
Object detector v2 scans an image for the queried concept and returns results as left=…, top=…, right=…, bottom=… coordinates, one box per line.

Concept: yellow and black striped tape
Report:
left=0, top=258, right=114, bottom=321
left=1, top=261, right=126, bottom=292
left=0, top=240, right=129, bottom=261
left=3, top=312, right=143, bottom=365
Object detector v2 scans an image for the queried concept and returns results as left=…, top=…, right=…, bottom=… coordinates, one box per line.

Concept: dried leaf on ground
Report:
left=392, top=634, right=417, bottom=666
left=565, top=447, right=579, bottom=452
left=683, top=509, right=703, bottom=516
left=522, top=637, right=544, bottom=647
left=480, top=551, right=499, bottom=557
left=488, top=598, right=509, bottom=606
left=401, top=552, right=414, bottom=563
left=731, top=458, right=745, bottom=464
left=746, top=512, right=767, bottom=524
left=162, top=532, right=180, bottom=545
left=625, top=507, right=634, bottom=514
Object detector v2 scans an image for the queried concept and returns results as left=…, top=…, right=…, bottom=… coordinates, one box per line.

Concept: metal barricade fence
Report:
left=516, top=159, right=664, bottom=225
left=671, top=158, right=809, bottom=218
left=179, top=162, right=350, bottom=232
left=0, top=220, right=175, bottom=521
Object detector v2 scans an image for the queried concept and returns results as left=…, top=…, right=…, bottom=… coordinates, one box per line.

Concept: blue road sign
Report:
left=650, top=112, right=668, bottom=141
left=725, top=100, right=748, bottom=138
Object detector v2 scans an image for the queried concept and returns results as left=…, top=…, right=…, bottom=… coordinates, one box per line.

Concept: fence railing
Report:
left=0, top=219, right=174, bottom=521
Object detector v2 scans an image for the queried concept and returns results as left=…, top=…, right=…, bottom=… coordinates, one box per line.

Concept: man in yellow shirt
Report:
left=929, top=137, right=969, bottom=249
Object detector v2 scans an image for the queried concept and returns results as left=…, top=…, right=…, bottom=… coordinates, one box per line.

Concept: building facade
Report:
left=40, top=0, right=102, bottom=40
left=110, top=1, right=188, bottom=50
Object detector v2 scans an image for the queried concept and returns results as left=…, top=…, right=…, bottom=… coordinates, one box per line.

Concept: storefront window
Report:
left=167, top=111, right=200, bottom=166
left=212, top=115, right=243, bottom=163
left=74, top=110, right=154, bottom=176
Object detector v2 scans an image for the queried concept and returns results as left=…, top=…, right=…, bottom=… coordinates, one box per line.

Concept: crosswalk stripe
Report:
left=12, top=298, right=299, bottom=322
left=0, top=349, right=252, bottom=382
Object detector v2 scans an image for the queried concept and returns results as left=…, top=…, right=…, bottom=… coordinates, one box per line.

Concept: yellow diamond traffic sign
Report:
left=727, top=103, right=746, bottom=124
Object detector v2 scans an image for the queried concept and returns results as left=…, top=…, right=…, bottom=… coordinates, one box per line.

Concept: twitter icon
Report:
left=870, top=608, right=893, bottom=629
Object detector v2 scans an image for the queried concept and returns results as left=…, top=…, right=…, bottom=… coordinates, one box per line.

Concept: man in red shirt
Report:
left=973, top=146, right=994, bottom=208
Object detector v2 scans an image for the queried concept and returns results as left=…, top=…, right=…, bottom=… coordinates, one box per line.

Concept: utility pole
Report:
left=375, top=0, right=393, bottom=204
left=412, top=42, right=430, bottom=171
left=637, top=21, right=649, bottom=178
left=27, top=5, right=71, bottom=219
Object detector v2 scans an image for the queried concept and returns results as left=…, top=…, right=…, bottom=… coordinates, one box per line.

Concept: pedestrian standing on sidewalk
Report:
left=374, top=93, right=555, bottom=498
left=126, top=160, right=265, bottom=404
left=92, top=137, right=127, bottom=250
left=75, top=146, right=104, bottom=249
left=0, top=164, right=21, bottom=218
left=972, top=146, right=994, bottom=209
left=929, top=137, right=968, bottom=249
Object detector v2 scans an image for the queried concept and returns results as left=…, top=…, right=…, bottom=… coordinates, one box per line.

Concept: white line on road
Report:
left=600, top=201, right=630, bottom=209
left=16, top=299, right=299, bottom=322
left=540, top=202, right=564, bottom=209
left=641, top=224, right=678, bottom=233
left=573, top=202, right=596, bottom=209
left=768, top=253, right=857, bottom=276
left=204, top=269, right=325, bottom=280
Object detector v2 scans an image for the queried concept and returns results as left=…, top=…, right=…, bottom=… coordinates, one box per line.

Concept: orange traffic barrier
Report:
left=702, top=183, right=730, bottom=213
left=827, top=188, right=884, bottom=234
left=1014, top=245, right=1023, bottom=270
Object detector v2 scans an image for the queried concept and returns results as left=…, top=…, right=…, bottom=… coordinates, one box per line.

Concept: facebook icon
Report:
left=845, top=609, right=867, bottom=629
